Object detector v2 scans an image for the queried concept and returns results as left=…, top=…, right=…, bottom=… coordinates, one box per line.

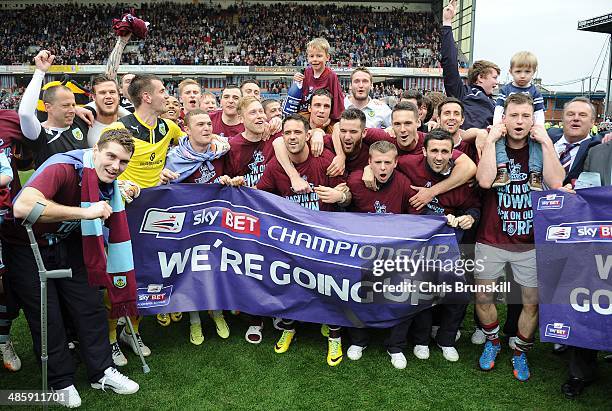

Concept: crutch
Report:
left=22, top=202, right=72, bottom=401
left=123, top=314, right=150, bottom=373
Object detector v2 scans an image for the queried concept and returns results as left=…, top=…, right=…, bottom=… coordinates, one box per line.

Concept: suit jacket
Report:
left=583, top=141, right=612, bottom=186
left=547, top=128, right=602, bottom=185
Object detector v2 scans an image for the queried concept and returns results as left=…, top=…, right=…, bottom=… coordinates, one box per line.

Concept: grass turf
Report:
left=3, top=306, right=611, bottom=410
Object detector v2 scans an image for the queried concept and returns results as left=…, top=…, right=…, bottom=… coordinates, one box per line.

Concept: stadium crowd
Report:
left=0, top=1, right=610, bottom=409
left=0, top=3, right=440, bottom=67
left=0, top=88, right=23, bottom=110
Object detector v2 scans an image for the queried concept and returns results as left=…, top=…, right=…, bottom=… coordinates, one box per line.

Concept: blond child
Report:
left=292, top=38, right=345, bottom=120
left=492, top=51, right=545, bottom=190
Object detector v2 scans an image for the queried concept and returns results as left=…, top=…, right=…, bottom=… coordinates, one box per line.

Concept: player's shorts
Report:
left=474, top=242, right=537, bottom=288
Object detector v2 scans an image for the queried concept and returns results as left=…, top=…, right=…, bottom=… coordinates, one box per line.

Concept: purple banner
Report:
left=126, top=184, right=466, bottom=328
left=533, top=188, right=612, bottom=351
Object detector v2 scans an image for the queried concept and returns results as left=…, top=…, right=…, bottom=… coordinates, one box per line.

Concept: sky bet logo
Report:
left=544, top=323, right=570, bottom=340
left=577, top=224, right=612, bottom=238
left=137, top=284, right=173, bottom=309
left=537, top=193, right=564, bottom=210
left=192, top=207, right=260, bottom=237
left=546, top=222, right=612, bottom=243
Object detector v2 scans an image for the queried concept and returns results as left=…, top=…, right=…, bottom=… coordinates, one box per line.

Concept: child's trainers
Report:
left=528, top=172, right=543, bottom=191
left=492, top=166, right=510, bottom=187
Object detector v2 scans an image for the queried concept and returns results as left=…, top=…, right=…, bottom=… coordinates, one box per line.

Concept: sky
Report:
left=474, top=0, right=611, bottom=92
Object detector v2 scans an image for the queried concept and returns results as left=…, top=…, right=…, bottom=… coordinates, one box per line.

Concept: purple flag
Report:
left=126, top=184, right=466, bottom=328
left=533, top=187, right=612, bottom=351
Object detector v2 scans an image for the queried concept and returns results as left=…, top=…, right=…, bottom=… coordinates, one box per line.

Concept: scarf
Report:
left=164, top=135, right=230, bottom=183
left=29, top=149, right=137, bottom=318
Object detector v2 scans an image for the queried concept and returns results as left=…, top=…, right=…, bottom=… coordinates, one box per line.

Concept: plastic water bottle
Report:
left=282, top=73, right=304, bottom=117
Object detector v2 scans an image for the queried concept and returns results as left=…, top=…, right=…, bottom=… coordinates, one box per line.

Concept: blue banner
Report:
left=533, top=187, right=612, bottom=351
left=126, top=184, right=466, bottom=328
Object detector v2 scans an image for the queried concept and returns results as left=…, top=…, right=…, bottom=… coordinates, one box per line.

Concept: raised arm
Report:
left=18, top=50, right=54, bottom=140
left=440, top=0, right=466, bottom=100
left=105, top=34, right=132, bottom=80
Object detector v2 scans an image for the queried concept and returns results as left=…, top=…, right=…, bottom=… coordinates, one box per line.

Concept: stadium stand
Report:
left=0, top=3, right=440, bottom=68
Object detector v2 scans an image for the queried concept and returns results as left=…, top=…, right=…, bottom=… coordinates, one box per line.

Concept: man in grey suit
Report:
left=548, top=97, right=602, bottom=186
left=561, top=140, right=611, bottom=399
left=583, top=141, right=612, bottom=186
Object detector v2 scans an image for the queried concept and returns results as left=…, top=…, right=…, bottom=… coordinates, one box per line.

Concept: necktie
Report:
left=559, top=142, right=577, bottom=174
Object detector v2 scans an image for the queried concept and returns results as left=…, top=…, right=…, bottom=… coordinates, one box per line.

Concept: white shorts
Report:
left=474, top=242, right=537, bottom=288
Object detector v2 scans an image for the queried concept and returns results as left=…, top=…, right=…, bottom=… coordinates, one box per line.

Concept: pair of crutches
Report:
left=22, top=202, right=149, bottom=400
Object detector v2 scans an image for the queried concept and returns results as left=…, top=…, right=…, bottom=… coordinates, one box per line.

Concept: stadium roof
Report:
left=578, top=13, right=612, bottom=34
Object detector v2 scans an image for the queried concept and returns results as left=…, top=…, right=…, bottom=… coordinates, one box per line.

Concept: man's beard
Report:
left=97, top=104, right=118, bottom=117
left=353, top=92, right=369, bottom=101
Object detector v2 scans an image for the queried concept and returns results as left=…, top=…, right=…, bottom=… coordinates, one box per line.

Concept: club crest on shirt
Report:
left=244, top=150, right=266, bottom=187
left=195, top=163, right=216, bottom=183
left=159, top=122, right=167, bottom=136
left=248, top=150, right=265, bottom=173
left=505, top=221, right=518, bottom=236
left=508, top=159, right=527, bottom=182
left=72, top=128, right=84, bottom=141
left=423, top=181, right=444, bottom=214
left=373, top=200, right=387, bottom=214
